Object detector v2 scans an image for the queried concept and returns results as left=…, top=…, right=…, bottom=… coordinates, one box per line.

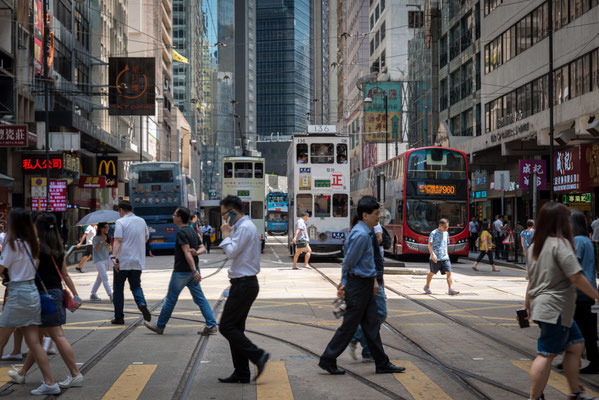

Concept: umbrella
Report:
left=76, top=210, right=120, bottom=226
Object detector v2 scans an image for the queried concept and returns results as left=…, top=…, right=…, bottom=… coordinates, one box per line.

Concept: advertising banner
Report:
left=32, top=180, right=66, bottom=212
left=519, top=160, right=547, bottom=190
left=361, top=141, right=377, bottom=169
left=33, top=0, right=43, bottom=76
left=109, top=57, right=156, bottom=115
left=363, top=82, right=402, bottom=143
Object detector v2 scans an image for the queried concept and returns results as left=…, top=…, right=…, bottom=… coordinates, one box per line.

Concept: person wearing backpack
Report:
left=472, top=223, right=499, bottom=272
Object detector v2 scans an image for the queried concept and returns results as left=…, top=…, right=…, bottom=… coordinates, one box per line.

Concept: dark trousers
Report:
left=113, top=269, right=147, bottom=320
left=219, top=276, right=264, bottom=378
left=574, top=302, right=599, bottom=364
left=494, top=235, right=504, bottom=259
left=475, top=250, right=494, bottom=265
left=320, top=275, right=390, bottom=369
left=203, top=235, right=211, bottom=253
left=469, top=234, right=478, bottom=251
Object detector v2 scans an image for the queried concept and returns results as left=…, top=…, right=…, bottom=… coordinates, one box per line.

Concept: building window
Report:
left=375, top=30, right=380, bottom=49
left=370, top=39, right=374, bottom=56
left=408, top=11, right=423, bottom=28
left=370, top=14, right=374, bottom=30
left=380, top=50, right=386, bottom=69
left=381, top=0, right=385, bottom=11
left=381, top=21, right=386, bottom=41
left=375, top=4, right=380, bottom=21
left=484, top=0, right=503, bottom=16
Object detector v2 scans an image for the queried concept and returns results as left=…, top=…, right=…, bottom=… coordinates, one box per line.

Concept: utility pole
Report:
left=424, top=105, right=429, bottom=147
left=43, top=0, right=50, bottom=211
left=532, top=171, right=538, bottom=220
left=139, top=116, right=143, bottom=163
left=548, top=0, right=555, bottom=200
left=384, top=94, right=388, bottom=160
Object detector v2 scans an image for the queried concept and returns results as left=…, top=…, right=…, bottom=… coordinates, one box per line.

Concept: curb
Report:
left=465, top=254, right=526, bottom=270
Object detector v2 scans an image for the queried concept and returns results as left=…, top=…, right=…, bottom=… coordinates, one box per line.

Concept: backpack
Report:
left=381, top=227, right=392, bottom=250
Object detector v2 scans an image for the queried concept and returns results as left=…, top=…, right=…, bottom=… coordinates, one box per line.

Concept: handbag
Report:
left=296, top=240, right=307, bottom=248
left=51, top=256, right=77, bottom=312
left=22, top=243, right=56, bottom=315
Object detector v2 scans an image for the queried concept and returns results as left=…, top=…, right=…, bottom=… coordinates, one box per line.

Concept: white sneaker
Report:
left=1, top=353, right=23, bottom=361
left=7, top=369, right=25, bottom=384
left=58, top=374, right=83, bottom=388
left=348, top=342, right=358, bottom=360
left=47, top=347, right=57, bottom=355
left=42, top=337, right=52, bottom=352
left=31, top=382, right=61, bottom=395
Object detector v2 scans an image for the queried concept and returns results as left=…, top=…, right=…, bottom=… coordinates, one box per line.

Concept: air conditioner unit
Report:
left=555, top=127, right=576, bottom=146
left=587, top=116, right=599, bottom=137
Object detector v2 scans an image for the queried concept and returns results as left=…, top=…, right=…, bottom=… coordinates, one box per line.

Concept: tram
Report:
left=266, top=192, right=288, bottom=235
left=222, top=156, right=266, bottom=251
left=287, top=130, right=350, bottom=256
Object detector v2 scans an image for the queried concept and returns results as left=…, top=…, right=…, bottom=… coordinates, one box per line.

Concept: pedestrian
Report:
left=201, top=221, right=214, bottom=254
left=570, top=211, right=599, bottom=374
left=75, top=224, right=96, bottom=273
left=472, top=223, right=499, bottom=272
left=501, top=220, right=513, bottom=260
left=0, top=209, right=59, bottom=395
left=520, top=220, right=535, bottom=259
left=292, top=212, right=311, bottom=269
left=10, top=213, right=84, bottom=389
left=493, top=215, right=505, bottom=260
left=90, top=223, right=113, bottom=302
left=524, top=202, right=599, bottom=400
left=591, top=216, right=599, bottom=241
left=144, top=207, right=217, bottom=335
left=319, top=196, right=404, bottom=375
left=469, top=217, right=478, bottom=252
left=218, top=195, right=270, bottom=383
left=110, top=200, right=152, bottom=325
left=424, top=218, right=459, bottom=295
left=349, top=219, right=387, bottom=362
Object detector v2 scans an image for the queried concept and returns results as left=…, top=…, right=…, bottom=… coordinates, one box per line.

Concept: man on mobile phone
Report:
left=144, top=207, right=217, bottom=335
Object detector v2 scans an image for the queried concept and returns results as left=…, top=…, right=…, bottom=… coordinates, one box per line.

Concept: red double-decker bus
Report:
left=366, top=147, right=469, bottom=261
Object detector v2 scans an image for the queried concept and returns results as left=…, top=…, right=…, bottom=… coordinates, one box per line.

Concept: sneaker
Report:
left=58, top=374, right=83, bottom=388
left=139, top=305, right=152, bottom=322
left=1, top=353, right=23, bottom=361
left=8, top=369, right=25, bottom=384
left=31, top=383, right=61, bottom=395
left=569, top=392, right=598, bottom=400
left=362, top=356, right=374, bottom=363
left=348, top=342, right=358, bottom=360
left=198, top=325, right=218, bottom=335
left=90, top=294, right=101, bottom=302
left=448, top=288, right=460, bottom=295
left=144, top=321, right=164, bottom=335
left=42, top=337, right=52, bottom=352
left=109, top=294, right=113, bottom=303
left=423, top=285, right=432, bottom=294
left=46, top=347, right=57, bottom=355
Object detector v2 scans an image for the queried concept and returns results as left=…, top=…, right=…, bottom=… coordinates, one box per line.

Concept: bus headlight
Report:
left=318, top=233, right=328, bottom=242
left=456, top=238, right=468, bottom=244
left=403, top=237, right=417, bottom=243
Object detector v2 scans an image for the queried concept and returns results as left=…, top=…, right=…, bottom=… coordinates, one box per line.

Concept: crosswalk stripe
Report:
left=511, top=360, right=599, bottom=397
left=256, top=361, right=294, bottom=400
left=101, top=364, right=157, bottom=400
left=0, top=368, right=13, bottom=385
left=392, top=360, right=452, bottom=400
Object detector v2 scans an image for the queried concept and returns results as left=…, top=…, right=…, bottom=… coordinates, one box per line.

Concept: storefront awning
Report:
left=0, top=173, right=14, bottom=187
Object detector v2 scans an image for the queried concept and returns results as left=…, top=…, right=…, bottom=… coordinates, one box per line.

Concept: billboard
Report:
left=33, top=0, right=43, bottom=76
left=0, top=125, right=28, bottom=147
left=363, top=82, right=402, bottom=143
left=97, top=156, right=118, bottom=187
left=109, top=57, right=155, bottom=115
left=519, top=160, right=547, bottom=190
left=32, top=180, right=67, bottom=212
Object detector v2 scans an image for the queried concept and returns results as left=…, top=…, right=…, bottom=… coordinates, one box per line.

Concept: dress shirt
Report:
left=493, top=219, right=504, bottom=236
left=341, top=221, right=377, bottom=286
left=220, top=215, right=261, bottom=278
left=201, top=225, right=213, bottom=235
left=469, top=221, right=478, bottom=234
left=371, top=227, right=384, bottom=284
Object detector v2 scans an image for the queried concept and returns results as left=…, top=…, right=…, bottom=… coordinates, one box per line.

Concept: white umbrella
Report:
left=76, top=210, right=120, bottom=226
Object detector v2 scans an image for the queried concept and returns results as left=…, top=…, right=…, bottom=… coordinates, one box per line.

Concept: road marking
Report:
left=391, top=360, right=452, bottom=400
left=511, top=360, right=599, bottom=397
left=0, top=368, right=13, bottom=385
left=102, top=364, right=157, bottom=400
left=256, top=361, right=294, bottom=399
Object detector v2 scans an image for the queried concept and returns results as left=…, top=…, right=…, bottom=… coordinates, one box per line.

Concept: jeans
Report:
left=91, top=259, right=112, bottom=297
left=574, top=302, right=599, bottom=364
left=475, top=251, right=494, bottom=265
left=156, top=271, right=216, bottom=330
left=352, top=286, right=387, bottom=358
left=113, top=269, right=147, bottom=320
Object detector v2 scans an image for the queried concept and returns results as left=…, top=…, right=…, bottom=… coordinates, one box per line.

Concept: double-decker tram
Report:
left=266, top=192, right=288, bottom=235
left=129, top=162, right=197, bottom=250
left=287, top=130, right=350, bottom=256
left=222, top=156, right=266, bottom=252
left=373, top=147, right=469, bottom=260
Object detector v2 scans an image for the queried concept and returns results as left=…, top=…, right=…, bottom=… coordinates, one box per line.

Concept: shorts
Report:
left=296, top=244, right=311, bottom=254
left=84, top=245, right=93, bottom=258
left=535, top=317, right=584, bottom=357
left=429, top=259, right=452, bottom=275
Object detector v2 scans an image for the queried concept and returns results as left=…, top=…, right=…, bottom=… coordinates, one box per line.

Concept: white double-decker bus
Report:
left=222, top=156, right=266, bottom=252
left=287, top=129, right=350, bottom=256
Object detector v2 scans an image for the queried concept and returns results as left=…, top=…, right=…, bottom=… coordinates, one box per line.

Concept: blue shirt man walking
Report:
left=424, top=218, right=459, bottom=295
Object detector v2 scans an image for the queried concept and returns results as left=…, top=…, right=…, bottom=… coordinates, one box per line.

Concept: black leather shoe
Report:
left=376, top=363, right=406, bottom=374
left=318, top=361, right=345, bottom=375
left=139, top=305, right=151, bottom=321
left=253, top=352, right=270, bottom=381
left=218, top=374, right=250, bottom=384
left=580, top=363, right=599, bottom=374
left=111, top=318, right=125, bottom=325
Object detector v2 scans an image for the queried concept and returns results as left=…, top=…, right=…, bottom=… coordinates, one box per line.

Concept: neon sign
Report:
left=418, top=184, right=457, bottom=195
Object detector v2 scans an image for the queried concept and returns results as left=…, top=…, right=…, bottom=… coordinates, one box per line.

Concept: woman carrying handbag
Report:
left=9, top=213, right=84, bottom=390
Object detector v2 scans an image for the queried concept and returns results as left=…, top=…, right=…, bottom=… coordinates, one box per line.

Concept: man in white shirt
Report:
left=75, top=224, right=96, bottom=272
left=218, top=195, right=269, bottom=383
left=292, top=213, right=311, bottom=269
left=591, top=217, right=599, bottom=241
left=110, top=201, right=151, bottom=325
left=469, top=218, right=478, bottom=252
left=492, top=215, right=505, bottom=259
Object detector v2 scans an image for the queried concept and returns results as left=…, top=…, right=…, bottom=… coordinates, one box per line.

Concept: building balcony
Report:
left=440, top=96, right=448, bottom=111
left=460, top=32, right=472, bottom=52
left=450, top=87, right=461, bottom=106
left=461, top=79, right=473, bottom=99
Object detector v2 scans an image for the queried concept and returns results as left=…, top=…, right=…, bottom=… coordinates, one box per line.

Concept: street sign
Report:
left=494, top=170, right=510, bottom=191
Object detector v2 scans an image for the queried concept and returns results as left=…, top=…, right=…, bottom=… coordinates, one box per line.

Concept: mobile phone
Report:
left=516, top=309, right=530, bottom=328
left=227, top=211, right=238, bottom=226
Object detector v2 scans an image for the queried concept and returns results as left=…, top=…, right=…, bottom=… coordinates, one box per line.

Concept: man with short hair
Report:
left=424, top=218, right=459, bottom=295
left=144, top=207, right=217, bottom=335
left=75, top=224, right=96, bottom=272
left=591, top=216, right=599, bottom=241
left=469, top=218, right=478, bottom=252
left=111, top=201, right=151, bottom=324
left=292, top=212, right=311, bottom=269
left=493, top=215, right=505, bottom=259
left=201, top=221, right=214, bottom=254
left=218, top=195, right=270, bottom=383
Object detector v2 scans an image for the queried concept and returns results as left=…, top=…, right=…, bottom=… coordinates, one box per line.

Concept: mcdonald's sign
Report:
left=97, top=156, right=118, bottom=187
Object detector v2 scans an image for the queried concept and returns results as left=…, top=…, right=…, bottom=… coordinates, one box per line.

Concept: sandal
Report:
left=471, top=266, right=479, bottom=271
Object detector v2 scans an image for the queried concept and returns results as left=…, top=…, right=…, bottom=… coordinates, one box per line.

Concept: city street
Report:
left=0, top=236, right=596, bottom=399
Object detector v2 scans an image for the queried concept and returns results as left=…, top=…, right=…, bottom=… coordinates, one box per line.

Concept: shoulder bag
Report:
left=22, top=243, right=56, bottom=315
left=50, top=256, right=77, bottom=312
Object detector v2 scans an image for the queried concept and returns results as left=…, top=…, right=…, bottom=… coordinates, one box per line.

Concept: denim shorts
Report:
left=535, top=317, right=584, bottom=357
left=429, top=260, right=452, bottom=275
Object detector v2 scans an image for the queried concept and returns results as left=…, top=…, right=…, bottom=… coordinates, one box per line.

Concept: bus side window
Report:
left=254, top=163, right=264, bottom=178
left=251, top=201, right=264, bottom=219
left=296, top=194, right=312, bottom=217
left=235, top=162, right=253, bottom=178
left=397, top=200, right=404, bottom=223
left=242, top=202, right=250, bottom=215
left=314, top=194, right=331, bottom=217
left=311, top=143, right=334, bottom=164
left=333, top=194, right=348, bottom=217
left=336, top=144, right=348, bottom=164
left=224, top=162, right=233, bottom=178
left=297, top=144, right=308, bottom=164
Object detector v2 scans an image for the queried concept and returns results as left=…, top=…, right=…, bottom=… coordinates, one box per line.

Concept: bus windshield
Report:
left=138, top=169, right=174, bottom=183
left=407, top=149, right=466, bottom=180
left=405, top=199, right=467, bottom=236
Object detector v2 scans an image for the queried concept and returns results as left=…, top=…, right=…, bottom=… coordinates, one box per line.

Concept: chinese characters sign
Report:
left=78, top=176, right=106, bottom=188
left=22, top=153, right=80, bottom=176
left=519, top=160, right=546, bottom=190
left=0, top=125, right=28, bottom=147
left=109, top=58, right=156, bottom=116
left=32, top=180, right=66, bottom=212
left=363, top=82, right=402, bottom=143
left=562, top=193, right=591, bottom=204
left=554, top=148, right=580, bottom=192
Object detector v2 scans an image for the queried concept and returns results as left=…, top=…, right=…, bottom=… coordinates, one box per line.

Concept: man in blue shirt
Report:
left=200, top=221, right=214, bottom=254
left=425, top=218, right=459, bottom=295
left=319, top=196, right=404, bottom=375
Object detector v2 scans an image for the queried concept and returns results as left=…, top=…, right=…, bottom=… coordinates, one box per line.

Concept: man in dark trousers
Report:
left=319, top=196, right=404, bottom=375
left=201, top=220, right=214, bottom=254
left=218, top=195, right=269, bottom=383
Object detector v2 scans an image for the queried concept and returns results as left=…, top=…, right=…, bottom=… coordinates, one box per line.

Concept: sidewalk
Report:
left=465, top=251, right=526, bottom=270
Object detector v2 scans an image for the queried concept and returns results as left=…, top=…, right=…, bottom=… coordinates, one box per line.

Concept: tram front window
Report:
left=333, top=194, right=348, bottom=217
left=405, top=200, right=467, bottom=236
left=310, top=143, right=334, bottom=164
left=297, top=194, right=312, bottom=217
left=251, top=201, right=263, bottom=219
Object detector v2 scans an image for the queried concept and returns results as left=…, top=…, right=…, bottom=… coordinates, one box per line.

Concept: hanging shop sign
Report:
left=32, top=180, right=67, bottom=212
left=472, top=169, right=488, bottom=189
left=97, top=156, right=118, bottom=187
left=474, top=190, right=487, bottom=199
left=108, top=57, right=156, bottom=116
left=562, top=193, right=592, bottom=204
left=22, top=153, right=80, bottom=177
left=554, top=147, right=581, bottom=192
left=78, top=176, right=106, bottom=188
left=363, top=82, right=402, bottom=143
left=519, top=160, right=547, bottom=190
left=0, top=125, right=28, bottom=147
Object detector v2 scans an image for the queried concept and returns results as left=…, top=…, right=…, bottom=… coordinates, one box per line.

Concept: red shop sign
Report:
left=32, top=180, right=67, bottom=212
left=78, top=176, right=106, bottom=188
left=554, top=147, right=582, bottom=192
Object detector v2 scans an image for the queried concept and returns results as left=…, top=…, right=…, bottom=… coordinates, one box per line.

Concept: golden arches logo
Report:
left=98, top=160, right=116, bottom=176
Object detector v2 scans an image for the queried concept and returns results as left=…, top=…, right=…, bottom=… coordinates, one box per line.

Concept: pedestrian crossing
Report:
left=101, top=365, right=157, bottom=400
left=511, top=360, right=599, bottom=397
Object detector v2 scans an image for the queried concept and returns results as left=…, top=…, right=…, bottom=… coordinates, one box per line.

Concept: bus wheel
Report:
left=450, top=256, right=459, bottom=263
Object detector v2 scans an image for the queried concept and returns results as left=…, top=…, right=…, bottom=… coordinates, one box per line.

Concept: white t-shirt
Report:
left=114, top=213, right=149, bottom=270
left=493, top=219, right=504, bottom=235
left=0, top=240, right=36, bottom=282
left=295, top=219, right=309, bottom=242
left=373, top=223, right=384, bottom=257
left=85, top=225, right=97, bottom=245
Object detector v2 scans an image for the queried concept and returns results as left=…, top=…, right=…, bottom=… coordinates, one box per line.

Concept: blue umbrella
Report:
left=76, top=210, right=120, bottom=226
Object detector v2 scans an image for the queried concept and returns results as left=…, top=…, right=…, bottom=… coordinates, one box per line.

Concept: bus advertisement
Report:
left=266, top=192, right=288, bottom=235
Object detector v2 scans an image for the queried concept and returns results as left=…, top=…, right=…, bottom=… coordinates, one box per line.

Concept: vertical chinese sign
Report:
left=519, top=160, right=546, bottom=191
left=554, top=147, right=581, bottom=192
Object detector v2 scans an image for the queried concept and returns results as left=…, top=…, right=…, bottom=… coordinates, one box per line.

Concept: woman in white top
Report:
left=0, top=209, right=59, bottom=395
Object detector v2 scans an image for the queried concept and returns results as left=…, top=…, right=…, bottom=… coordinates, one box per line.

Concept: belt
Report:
left=347, top=273, right=375, bottom=279
left=229, top=275, right=257, bottom=283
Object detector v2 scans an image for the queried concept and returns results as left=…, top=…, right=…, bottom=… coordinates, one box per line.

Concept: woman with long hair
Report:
left=0, top=209, right=59, bottom=395
left=472, top=223, right=499, bottom=272
left=9, top=213, right=84, bottom=390
left=90, top=222, right=113, bottom=302
left=524, top=202, right=599, bottom=400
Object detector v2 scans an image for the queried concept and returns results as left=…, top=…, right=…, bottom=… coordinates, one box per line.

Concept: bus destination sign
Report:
left=314, top=179, right=331, bottom=188
left=417, top=184, right=457, bottom=195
